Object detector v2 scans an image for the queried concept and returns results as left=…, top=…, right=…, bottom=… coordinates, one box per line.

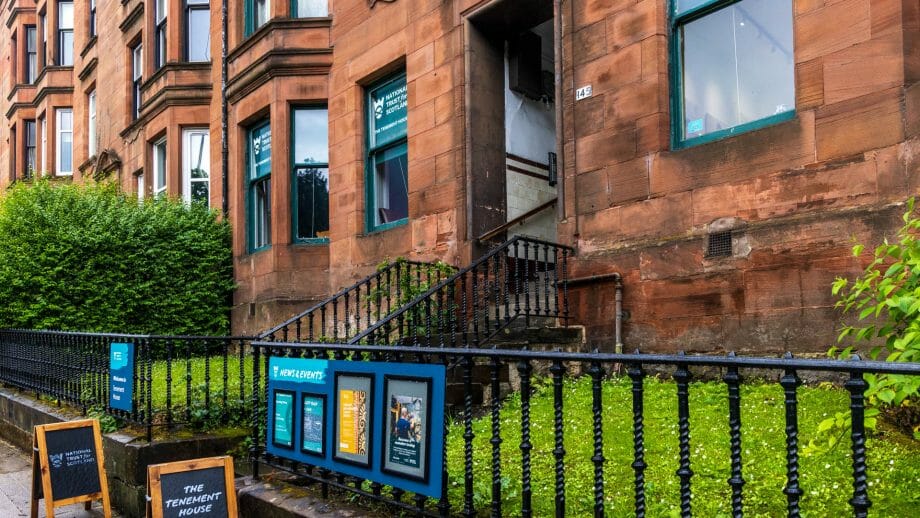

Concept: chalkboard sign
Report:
left=147, top=456, right=237, bottom=518
left=31, top=419, right=111, bottom=518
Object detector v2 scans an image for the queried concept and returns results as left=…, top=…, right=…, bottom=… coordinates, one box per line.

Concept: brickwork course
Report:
left=1, top=0, right=918, bottom=352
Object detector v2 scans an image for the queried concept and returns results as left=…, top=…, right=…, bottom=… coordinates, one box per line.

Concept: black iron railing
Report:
left=350, top=236, right=574, bottom=347
left=260, top=259, right=453, bottom=343
left=0, top=329, right=254, bottom=441
left=249, top=340, right=920, bottom=518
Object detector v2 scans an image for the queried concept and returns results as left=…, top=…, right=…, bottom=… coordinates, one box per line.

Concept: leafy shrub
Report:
left=826, top=199, right=920, bottom=442
left=0, top=180, right=234, bottom=335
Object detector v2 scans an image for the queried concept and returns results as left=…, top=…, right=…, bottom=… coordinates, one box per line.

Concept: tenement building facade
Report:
left=1, top=0, right=918, bottom=352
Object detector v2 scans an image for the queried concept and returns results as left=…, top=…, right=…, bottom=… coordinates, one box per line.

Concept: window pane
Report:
left=680, top=0, right=793, bottom=140
left=368, top=76, right=408, bottom=149
left=26, top=27, right=36, bottom=51
left=250, top=123, right=271, bottom=178
left=59, top=110, right=72, bottom=131
left=188, top=9, right=211, bottom=61
left=60, top=31, right=73, bottom=66
left=155, top=142, right=167, bottom=191
left=59, top=2, right=74, bottom=29
left=156, top=28, right=166, bottom=67
left=25, top=121, right=35, bottom=146
left=189, top=134, right=209, bottom=178
left=61, top=133, right=73, bottom=172
left=256, top=0, right=269, bottom=27
left=675, top=0, right=715, bottom=15
left=191, top=181, right=209, bottom=204
left=156, top=0, right=167, bottom=22
left=133, top=45, right=143, bottom=78
left=295, top=167, right=329, bottom=240
left=293, top=108, right=328, bottom=164
left=293, top=0, right=327, bottom=17
left=254, top=179, right=271, bottom=248
left=373, top=145, right=408, bottom=226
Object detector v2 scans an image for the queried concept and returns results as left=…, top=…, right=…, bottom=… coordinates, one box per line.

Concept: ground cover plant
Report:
left=0, top=180, right=234, bottom=336
left=445, top=375, right=920, bottom=517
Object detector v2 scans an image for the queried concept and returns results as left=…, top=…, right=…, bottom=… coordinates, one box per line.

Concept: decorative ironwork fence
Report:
left=0, top=329, right=254, bottom=441
left=250, top=340, right=920, bottom=518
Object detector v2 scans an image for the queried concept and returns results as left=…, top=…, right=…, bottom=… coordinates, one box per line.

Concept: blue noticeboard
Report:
left=109, top=342, right=134, bottom=412
left=266, top=357, right=445, bottom=498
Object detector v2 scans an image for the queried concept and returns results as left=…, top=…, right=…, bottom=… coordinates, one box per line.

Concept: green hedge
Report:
left=0, top=181, right=235, bottom=335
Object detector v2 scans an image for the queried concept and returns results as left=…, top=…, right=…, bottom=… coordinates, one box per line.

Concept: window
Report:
left=292, top=0, right=326, bottom=17
left=58, top=1, right=74, bottom=66
left=182, top=129, right=210, bottom=205
left=24, top=121, right=36, bottom=178
left=25, top=26, right=37, bottom=83
left=56, top=108, right=73, bottom=175
left=10, top=126, right=15, bottom=181
left=153, top=138, right=167, bottom=198
left=154, top=0, right=167, bottom=69
left=88, top=90, right=97, bottom=156
left=248, top=121, right=271, bottom=251
left=292, top=107, right=329, bottom=242
left=137, top=173, right=145, bottom=200
left=89, top=0, right=96, bottom=37
left=40, top=116, right=47, bottom=174
left=365, top=73, right=408, bottom=231
left=671, top=0, right=794, bottom=147
left=186, top=0, right=210, bottom=62
left=132, top=43, right=143, bottom=119
left=245, top=0, right=269, bottom=37
left=40, top=14, right=46, bottom=69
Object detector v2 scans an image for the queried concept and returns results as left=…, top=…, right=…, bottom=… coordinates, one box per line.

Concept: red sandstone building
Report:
left=1, top=0, right=918, bottom=352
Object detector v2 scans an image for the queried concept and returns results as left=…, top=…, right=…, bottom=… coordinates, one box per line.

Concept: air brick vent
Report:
left=707, top=230, right=733, bottom=258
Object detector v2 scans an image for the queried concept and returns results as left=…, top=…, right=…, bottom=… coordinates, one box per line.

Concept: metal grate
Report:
left=707, top=230, right=733, bottom=257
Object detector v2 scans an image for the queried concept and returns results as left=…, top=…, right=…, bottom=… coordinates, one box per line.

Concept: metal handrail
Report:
left=348, top=235, right=575, bottom=346
left=258, top=259, right=438, bottom=340
left=477, top=198, right=557, bottom=243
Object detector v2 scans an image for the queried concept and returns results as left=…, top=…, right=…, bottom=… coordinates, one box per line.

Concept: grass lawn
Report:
left=445, top=376, right=920, bottom=517
left=147, top=355, right=254, bottom=416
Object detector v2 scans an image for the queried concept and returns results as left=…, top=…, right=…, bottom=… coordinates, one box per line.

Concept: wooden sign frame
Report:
left=146, top=456, right=237, bottom=518
left=31, top=419, right=111, bottom=518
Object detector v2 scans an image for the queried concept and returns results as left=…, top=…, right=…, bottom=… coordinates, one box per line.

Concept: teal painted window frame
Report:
left=247, top=120, right=272, bottom=253
left=669, top=0, right=796, bottom=149
left=291, top=0, right=328, bottom=18
left=364, top=72, right=409, bottom=234
left=243, top=0, right=267, bottom=37
left=291, top=105, right=330, bottom=245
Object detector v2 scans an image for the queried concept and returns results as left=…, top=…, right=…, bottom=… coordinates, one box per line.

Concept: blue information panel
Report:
left=266, top=357, right=445, bottom=498
left=109, top=342, right=134, bottom=412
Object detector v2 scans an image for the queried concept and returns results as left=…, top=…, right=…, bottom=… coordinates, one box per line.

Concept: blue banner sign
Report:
left=269, top=357, right=328, bottom=384
left=266, top=357, right=445, bottom=498
left=109, top=342, right=134, bottom=412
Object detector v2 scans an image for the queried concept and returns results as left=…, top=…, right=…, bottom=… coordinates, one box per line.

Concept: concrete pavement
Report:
left=0, top=437, right=111, bottom=518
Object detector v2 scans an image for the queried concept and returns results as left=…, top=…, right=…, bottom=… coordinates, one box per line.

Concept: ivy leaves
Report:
left=823, top=198, right=920, bottom=444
